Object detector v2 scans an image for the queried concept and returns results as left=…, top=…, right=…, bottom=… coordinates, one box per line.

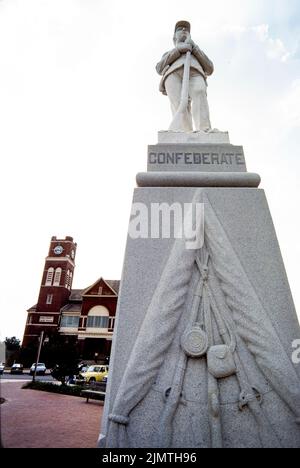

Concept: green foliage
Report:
left=18, top=342, right=38, bottom=367
left=41, top=332, right=79, bottom=366
left=40, top=332, right=80, bottom=383
left=4, top=336, right=22, bottom=366
left=5, top=336, right=21, bottom=351
left=22, top=381, right=84, bottom=397
left=19, top=332, right=80, bottom=374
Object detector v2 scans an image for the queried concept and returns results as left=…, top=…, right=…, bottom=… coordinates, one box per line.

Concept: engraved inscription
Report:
left=148, top=152, right=245, bottom=166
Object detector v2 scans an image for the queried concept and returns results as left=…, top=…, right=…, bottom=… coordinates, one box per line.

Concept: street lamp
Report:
left=32, top=332, right=48, bottom=382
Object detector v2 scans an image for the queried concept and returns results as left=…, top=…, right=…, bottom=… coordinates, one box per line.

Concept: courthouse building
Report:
left=22, top=236, right=119, bottom=360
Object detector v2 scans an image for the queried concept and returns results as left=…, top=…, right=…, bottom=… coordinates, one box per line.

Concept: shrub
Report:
left=22, top=381, right=83, bottom=397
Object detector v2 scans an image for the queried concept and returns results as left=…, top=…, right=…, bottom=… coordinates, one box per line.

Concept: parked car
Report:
left=79, top=365, right=109, bottom=383
left=102, top=374, right=108, bottom=384
left=30, top=363, right=47, bottom=375
left=77, top=362, right=88, bottom=374
left=0, top=363, right=5, bottom=375
left=10, top=363, right=24, bottom=374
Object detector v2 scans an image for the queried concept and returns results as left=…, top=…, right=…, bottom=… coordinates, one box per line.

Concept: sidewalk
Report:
left=1, top=382, right=103, bottom=448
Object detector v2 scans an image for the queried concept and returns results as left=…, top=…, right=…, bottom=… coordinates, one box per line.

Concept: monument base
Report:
left=100, top=185, right=300, bottom=448
left=136, top=171, right=261, bottom=187
left=158, top=130, right=230, bottom=144
left=147, top=144, right=246, bottom=172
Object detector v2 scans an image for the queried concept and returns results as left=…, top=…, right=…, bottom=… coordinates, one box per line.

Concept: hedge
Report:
left=22, top=381, right=84, bottom=397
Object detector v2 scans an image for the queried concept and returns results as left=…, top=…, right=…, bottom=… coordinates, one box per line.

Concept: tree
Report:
left=40, top=332, right=80, bottom=384
left=5, top=337, right=21, bottom=366
left=5, top=337, right=20, bottom=351
left=18, top=341, right=38, bottom=368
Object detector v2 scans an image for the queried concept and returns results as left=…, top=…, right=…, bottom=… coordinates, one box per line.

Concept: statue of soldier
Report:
left=156, top=21, right=214, bottom=132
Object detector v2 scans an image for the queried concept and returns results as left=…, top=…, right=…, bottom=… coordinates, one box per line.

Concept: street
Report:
left=0, top=371, right=55, bottom=382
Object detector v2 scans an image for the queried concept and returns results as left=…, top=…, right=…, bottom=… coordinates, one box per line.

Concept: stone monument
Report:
left=99, top=21, right=300, bottom=448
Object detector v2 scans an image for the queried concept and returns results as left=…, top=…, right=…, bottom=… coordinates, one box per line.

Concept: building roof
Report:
left=69, top=289, right=84, bottom=301
left=26, top=280, right=120, bottom=312
left=60, top=303, right=82, bottom=313
left=82, top=278, right=120, bottom=296
left=69, top=280, right=120, bottom=301
left=106, top=280, right=120, bottom=294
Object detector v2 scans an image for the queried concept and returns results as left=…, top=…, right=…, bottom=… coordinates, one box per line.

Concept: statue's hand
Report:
left=176, top=43, right=192, bottom=54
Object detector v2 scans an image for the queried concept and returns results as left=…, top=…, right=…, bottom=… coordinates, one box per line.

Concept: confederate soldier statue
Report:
left=156, top=21, right=214, bottom=132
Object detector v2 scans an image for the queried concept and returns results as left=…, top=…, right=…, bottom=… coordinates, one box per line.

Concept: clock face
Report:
left=71, top=249, right=75, bottom=259
left=54, top=245, right=63, bottom=255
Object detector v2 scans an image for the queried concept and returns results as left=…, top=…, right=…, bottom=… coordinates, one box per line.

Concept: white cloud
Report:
left=0, top=0, right=299, bottom=340
left=223, top=23, right=292, bottom=62
left=281, top=79, right=300, bottom=128
left=291, top=40, right=300, bottom=60
left=252, top=24, right=291, bottom=62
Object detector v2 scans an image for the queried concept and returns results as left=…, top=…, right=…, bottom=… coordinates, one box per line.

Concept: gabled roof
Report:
left=106, top=280, right=120, bottom=294
left=69, top=289, right=84, bottom=301
left=82, top=277, right=119, bottom=297
left=26, top=279, right=120, bottom=313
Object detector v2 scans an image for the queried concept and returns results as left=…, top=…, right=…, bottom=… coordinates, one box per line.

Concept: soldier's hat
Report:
left=174, top=20, right=191, bottom=33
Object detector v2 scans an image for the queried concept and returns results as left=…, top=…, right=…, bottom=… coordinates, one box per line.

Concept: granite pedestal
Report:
left=100, top=133, right=300, bottom=448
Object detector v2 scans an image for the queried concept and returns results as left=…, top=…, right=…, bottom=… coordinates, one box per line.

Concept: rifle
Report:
left=169, top=48, right=191, bottom=131
left=203, top=283, right=223, bottom=448
left=157, top=252, right=209, bottom=447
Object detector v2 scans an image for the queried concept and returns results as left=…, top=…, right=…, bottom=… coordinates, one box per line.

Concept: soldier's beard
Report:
left=176, top=32, right=190, bottom=44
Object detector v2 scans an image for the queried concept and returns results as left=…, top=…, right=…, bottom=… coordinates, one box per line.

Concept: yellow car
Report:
left=80, top=365, right=108, bottom=383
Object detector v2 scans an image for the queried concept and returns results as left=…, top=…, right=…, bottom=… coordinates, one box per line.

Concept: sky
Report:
left=0, top=0, right=299, bottom=341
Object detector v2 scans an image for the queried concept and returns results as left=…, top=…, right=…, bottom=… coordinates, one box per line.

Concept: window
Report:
left=45, top=267, right=54, bottom=286
left=46, top=294, right=53, bottom=305
left=60, top=316, right=79, bottom=328
left=108, top=316, right=115, bottom=329
left=27, top=315, right=33, bottom=325
left=86, top=316, right=109, bottom=328
left=86, top=305, right=109, bottom=330
left=98, top=286, right=103, bottom=295
left=53, top=267, right=62, bottom=286
left=68, top=271, right=73, bottom=289
left=65, top=270, right=70, bottom=289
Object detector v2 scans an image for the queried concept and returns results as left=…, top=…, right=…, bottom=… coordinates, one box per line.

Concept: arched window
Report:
left=53, top=267, right=62, bottom=286
left=68, top=271, right=73, bottom=290
left=65, top=270, right=70, bottom=289
left=86, top=306, right=109, bottom=330
left=45, top=267, right=54, bottom=286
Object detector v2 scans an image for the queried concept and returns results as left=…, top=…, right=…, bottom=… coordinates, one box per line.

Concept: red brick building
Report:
left=22, top=236, right=119, bottom=360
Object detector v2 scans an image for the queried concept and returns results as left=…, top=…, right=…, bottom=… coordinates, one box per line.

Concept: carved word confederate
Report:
left=149, top=152, right=244, bottom=165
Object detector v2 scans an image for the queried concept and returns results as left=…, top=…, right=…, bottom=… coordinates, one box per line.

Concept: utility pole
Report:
left=32, top=330, right=44, bottom=382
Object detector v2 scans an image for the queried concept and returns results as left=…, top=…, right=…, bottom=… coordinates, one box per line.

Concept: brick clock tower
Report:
left=22, top=236, right=77, bottom=346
